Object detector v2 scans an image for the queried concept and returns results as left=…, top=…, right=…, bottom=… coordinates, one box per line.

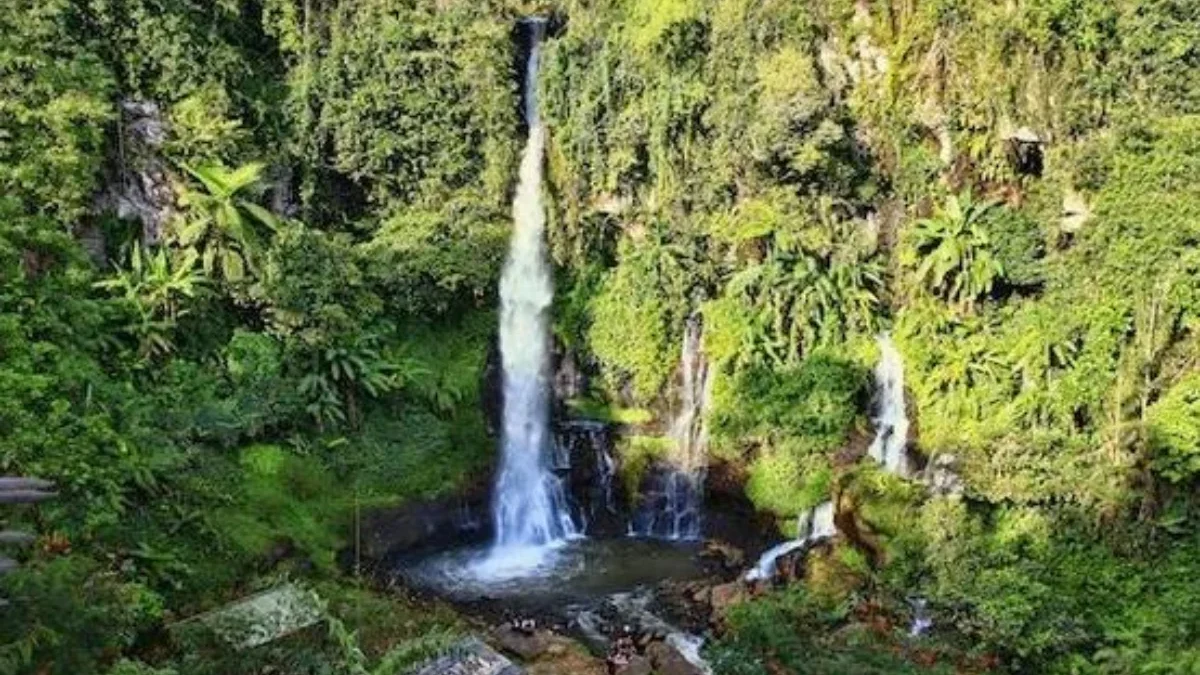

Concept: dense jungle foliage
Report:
left=1, top=0, right=1197, bottom=673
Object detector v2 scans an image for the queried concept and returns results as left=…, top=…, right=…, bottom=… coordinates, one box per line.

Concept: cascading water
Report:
left=744, top=500, right=835, bottom=581
left=485, top=18, right=577, bottom=571
left=745, top=333, right=913, bottom=581
left=867, top=333, right=911, bottom=477
left=631, top=317, right=710, bottom=540
left=553, top=419, right=620, bottom=532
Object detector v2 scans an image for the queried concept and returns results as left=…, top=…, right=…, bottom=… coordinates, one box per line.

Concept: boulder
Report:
left=645, top=641, right=703, bottom=675
left=360, top=489, right=488, bottom=559
left=924, top=454, right=964, bottom=498
left=93, top=100, right=176, bottom=246
left=610, top=655, right=652, bottom=675
left=709, top=581, right=748, bottom=620
left=174, top=584, right=322, bottom=649
left=492, top=625, right=551, bottom=661
left=699, top=539, right=745, bottom=571
left=410, top=637, right=523, bottom=675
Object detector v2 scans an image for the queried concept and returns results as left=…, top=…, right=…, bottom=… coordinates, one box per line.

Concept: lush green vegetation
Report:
left=1, top=1, right=509, bottom=672
left=538, top=0, right=1200, bottom=672
left=2, top=0, right=1198, bottom=673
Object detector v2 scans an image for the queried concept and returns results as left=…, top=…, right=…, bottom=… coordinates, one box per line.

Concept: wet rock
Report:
left=1004, top=125, right=1044, bottom=176
left=606, top=633, right=643, bottom=675
left=410, top=637, right=523, bottom=675
left=923, top=454, right=964, bottom=497
left=701, top=460, right=777, bottom=555
left=493, top=624, right=551, bottom=661
left=646, top=641, right=702, bottom=675
left=610, top=655, right=652, bottom=675
left=553, top=348, right=588, bottom=403
left=699, top=539, right=744, bottom=571
left=709, top=581, right=748, bottom=620
left=526, top=640, right=606, bottom=675
left=361, top=489, right=487, bottom=559
left=94, top=100, right=176, bottom=246
left=555, top=419, right=625, bottom=536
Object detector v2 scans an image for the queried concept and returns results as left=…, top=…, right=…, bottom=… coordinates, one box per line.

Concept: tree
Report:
left=175, top=162, right=280, bottom=284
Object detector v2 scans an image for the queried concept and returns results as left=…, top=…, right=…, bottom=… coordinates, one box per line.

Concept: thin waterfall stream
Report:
left=746, top=333, right=912, bottom=581
left=631, top=317, right=711, bottom=540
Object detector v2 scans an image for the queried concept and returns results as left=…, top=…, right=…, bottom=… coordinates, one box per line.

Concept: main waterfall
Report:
left=485, top=18, right=577, bottom=571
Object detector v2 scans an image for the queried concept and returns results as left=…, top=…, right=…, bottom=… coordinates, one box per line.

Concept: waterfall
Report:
left=487, top=18, right=577, bottom=564
left=744, top=333, right=912, bottom=581
left=553, top=419, right=619, bottom=532
left=631, top=317, right=710, bottom=540
left=867, top=333, right=910, bottom=477
left=744, top=500, right=835, bottom=582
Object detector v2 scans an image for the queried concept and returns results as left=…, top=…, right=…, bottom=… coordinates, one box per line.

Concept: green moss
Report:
left=566, top=397, right=655, bottom=425
left=617, top=435, right=674, bottom=504
left=745, top=444, right=831, bottom=518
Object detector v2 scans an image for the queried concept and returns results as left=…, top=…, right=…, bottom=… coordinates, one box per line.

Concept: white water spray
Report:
left=744, top=500, right=835, bottom=582
left=867, top=333, right=910, bottom=477
left=745, top=334, right=912, bottom=581
left=485, top=19, right=577, bottom=573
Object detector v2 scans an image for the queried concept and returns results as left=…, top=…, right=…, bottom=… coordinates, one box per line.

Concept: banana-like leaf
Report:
left=222, top=249, right=246, bottom=282
left=242, top=202, right=281, bottom=232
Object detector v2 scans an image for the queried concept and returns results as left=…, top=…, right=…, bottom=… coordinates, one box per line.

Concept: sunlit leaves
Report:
left=174, top=162, right=279, bottom=284
left=906, top=193, right=1005, bottom=310
left=706, top=248, right=881, bottom=370
left=93, top=245, right=206, bottom=359
left=1147, top=373, right=1200, bottom=484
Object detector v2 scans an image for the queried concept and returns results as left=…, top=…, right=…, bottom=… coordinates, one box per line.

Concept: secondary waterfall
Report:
left=745, top=333, right=912, bottom=581
left=488, top=18, right=577, bottom=562
left=744, top=500, right=835, bottom=581
left=867, top=333, right=910, bottom=477
left=631, top=317, right=710, bottom=540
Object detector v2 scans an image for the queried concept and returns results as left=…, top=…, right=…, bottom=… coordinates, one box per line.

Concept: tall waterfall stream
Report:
left=481, top=17, right=578, bottom=578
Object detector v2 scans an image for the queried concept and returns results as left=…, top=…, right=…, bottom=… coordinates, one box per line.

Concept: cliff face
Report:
left=535, top=0, right=1200, bottom=511
left=528, top=5, right=1200, bottom=668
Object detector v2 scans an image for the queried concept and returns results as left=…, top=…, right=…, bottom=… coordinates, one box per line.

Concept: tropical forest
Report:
left=1, top=0, right=1198, bottom=673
